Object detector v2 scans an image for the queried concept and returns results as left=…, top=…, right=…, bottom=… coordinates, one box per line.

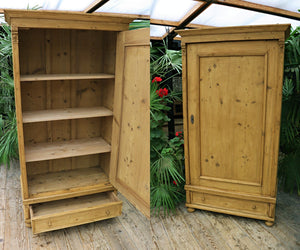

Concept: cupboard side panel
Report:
left=262, top=41, right=284, bottom=197
left=182, top=44, right=192, bottom=204
left=12, top=27, right=29, bottom=198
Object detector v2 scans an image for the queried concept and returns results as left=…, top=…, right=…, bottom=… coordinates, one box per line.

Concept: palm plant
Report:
left=150, top=39, right=184, bottom=215
left=0, top=24, right=18, bottom=168
left=129, top=20, right=150, bottom=30
left=150, top=82, right=185, bottom=215
left=278, top=26, right=300, bottom=195
left=150, top=40, right=182, bottom=82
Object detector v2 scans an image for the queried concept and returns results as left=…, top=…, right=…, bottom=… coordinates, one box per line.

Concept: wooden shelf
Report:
left=23, top=106, right=113, bottom=123
left=25, top=137, right=111, bottom=162
left=26, top=166, right=114, bottom=204
left=20, top=73, right=115, bottom=82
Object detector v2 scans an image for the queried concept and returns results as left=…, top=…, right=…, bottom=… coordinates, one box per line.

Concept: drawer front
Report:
left=191, top=191, right=271, bottom=219
left=30, top=192, right=122, bottom=234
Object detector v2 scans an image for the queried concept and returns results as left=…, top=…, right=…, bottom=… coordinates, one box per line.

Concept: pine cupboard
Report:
left=177, top=24, right=290, bottom=226
left=5, top=9, right=150, bottom=234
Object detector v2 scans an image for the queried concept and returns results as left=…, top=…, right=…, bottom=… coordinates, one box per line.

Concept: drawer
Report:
left=30, top=192, right=122, bottom=234
left=191, top=192, right=270, bottom=219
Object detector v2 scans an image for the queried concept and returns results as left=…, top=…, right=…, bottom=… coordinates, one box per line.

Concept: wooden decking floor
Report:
left=1, top=162, right=299, bottom=249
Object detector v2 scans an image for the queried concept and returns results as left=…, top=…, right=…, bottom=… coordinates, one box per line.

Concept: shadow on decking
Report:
left=1, top=162, right=299, bottom=249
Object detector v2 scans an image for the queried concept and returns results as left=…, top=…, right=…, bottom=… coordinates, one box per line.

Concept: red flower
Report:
left=162, top=88, right=168, bottom=96
left=152, top=77, right=162, bottom=83
left=173, top=180, right=177, bottom=185
left=175, top=131, right=182, bottom=137
left=156, top=88, right=168, bottom=98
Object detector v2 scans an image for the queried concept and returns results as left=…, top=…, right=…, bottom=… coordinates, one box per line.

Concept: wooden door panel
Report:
left=199, top=55, right=265, bottom=184
left=110, top=28, right=150, bottom=218
left=187, top=41, right=276, bottom=195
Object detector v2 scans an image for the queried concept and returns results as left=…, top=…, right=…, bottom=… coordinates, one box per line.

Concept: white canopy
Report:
left=0, top=0, right=299, bottom=39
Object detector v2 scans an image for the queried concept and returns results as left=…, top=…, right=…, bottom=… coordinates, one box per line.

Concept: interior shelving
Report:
left=20, top=73, right=115, bottom=82
left=22, top=106, right=113, bottom=123
left=6, top=9, right=150, bottom=233
left=25, top=137, right=111, bottom=162
left=28, top=166, right=113, bottom=200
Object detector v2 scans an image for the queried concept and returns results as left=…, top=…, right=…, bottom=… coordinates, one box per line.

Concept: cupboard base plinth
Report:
left=187, top=190, right=275, bottom=223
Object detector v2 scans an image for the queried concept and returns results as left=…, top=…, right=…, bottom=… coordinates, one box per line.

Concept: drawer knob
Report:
left=106, top=210, right=111, bottom=216
left=201, top=197, right=205, bottom=201
left=252, top=205, right=256, bottom=209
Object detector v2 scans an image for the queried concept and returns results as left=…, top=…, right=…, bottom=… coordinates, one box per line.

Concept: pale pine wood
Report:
left=4, top=9, right=133, bottom=31
left=25, top=137, right=111, bottom=162
left=23, top=106, right=113, bottom=123
left=177, top=24, right=290, bottom=37
left=181, top=44, right=191, bottom=207
left=185, top=185, right=276, bottom=204
left=20, top=73, right=115, bottom=81
left=110, top=28, right=150, bottom=219
left=27, top=166, right=113, bottom=202
left=177, top=24, right=290, bottom=45
left=32, top=192, right=119, bottom=217
left=11, top=28, right=29, bottom=200
left=6, top=9, right=149, bottom=234
left=179, top=24, right=290, bottom=224
left=30, top=192, right=122, bottom=234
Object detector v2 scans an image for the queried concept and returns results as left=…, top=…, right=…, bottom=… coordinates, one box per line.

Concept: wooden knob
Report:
left=106, top=210, right=110, bottom=216
left=252, top=205, right=256, bottom=209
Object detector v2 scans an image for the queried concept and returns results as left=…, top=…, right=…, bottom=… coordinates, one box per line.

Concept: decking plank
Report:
left=0, top=165, right=7, bottom=249
left=178, top=206, right=230, bottom=249
left=150, top=215, right=174, bottom=250
left=1, top=161, right=300, bottom=249
left=117, top=195, right=153, bottom=249
left=159, top=211, right=201, bottom=249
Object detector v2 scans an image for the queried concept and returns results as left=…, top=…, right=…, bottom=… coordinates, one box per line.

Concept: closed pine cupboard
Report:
left=5, top=9, right=150, bottom=234
left=177, top=24, right=290, bottom=226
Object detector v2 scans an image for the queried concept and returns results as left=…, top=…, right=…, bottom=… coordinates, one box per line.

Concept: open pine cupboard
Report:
left=177, top=24, right=290, bottom=226
left=5, top=9, right=150, bottom=234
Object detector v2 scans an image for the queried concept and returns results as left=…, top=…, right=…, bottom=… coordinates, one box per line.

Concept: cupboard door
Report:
left=186, top=40, right=282, bottom=197
left=110, top=28, right=150, bottom=218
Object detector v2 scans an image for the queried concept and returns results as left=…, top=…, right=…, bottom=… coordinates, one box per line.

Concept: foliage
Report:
left=129, top=20, right=150, bottom=30
left=0, top=113, right=18, bottom=168
left=150, top=82, right=185, bottom=215
left=279, top=26, right=300, bottom=195
left=150, top=39, right=184, bottom=215
left=0, top=24, right=18, bottom=168
left=150, top=40, right=182, bottom=81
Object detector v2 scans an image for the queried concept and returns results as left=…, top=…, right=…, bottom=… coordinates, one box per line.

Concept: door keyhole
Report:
left=191, top=115, right=194, bottom=124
